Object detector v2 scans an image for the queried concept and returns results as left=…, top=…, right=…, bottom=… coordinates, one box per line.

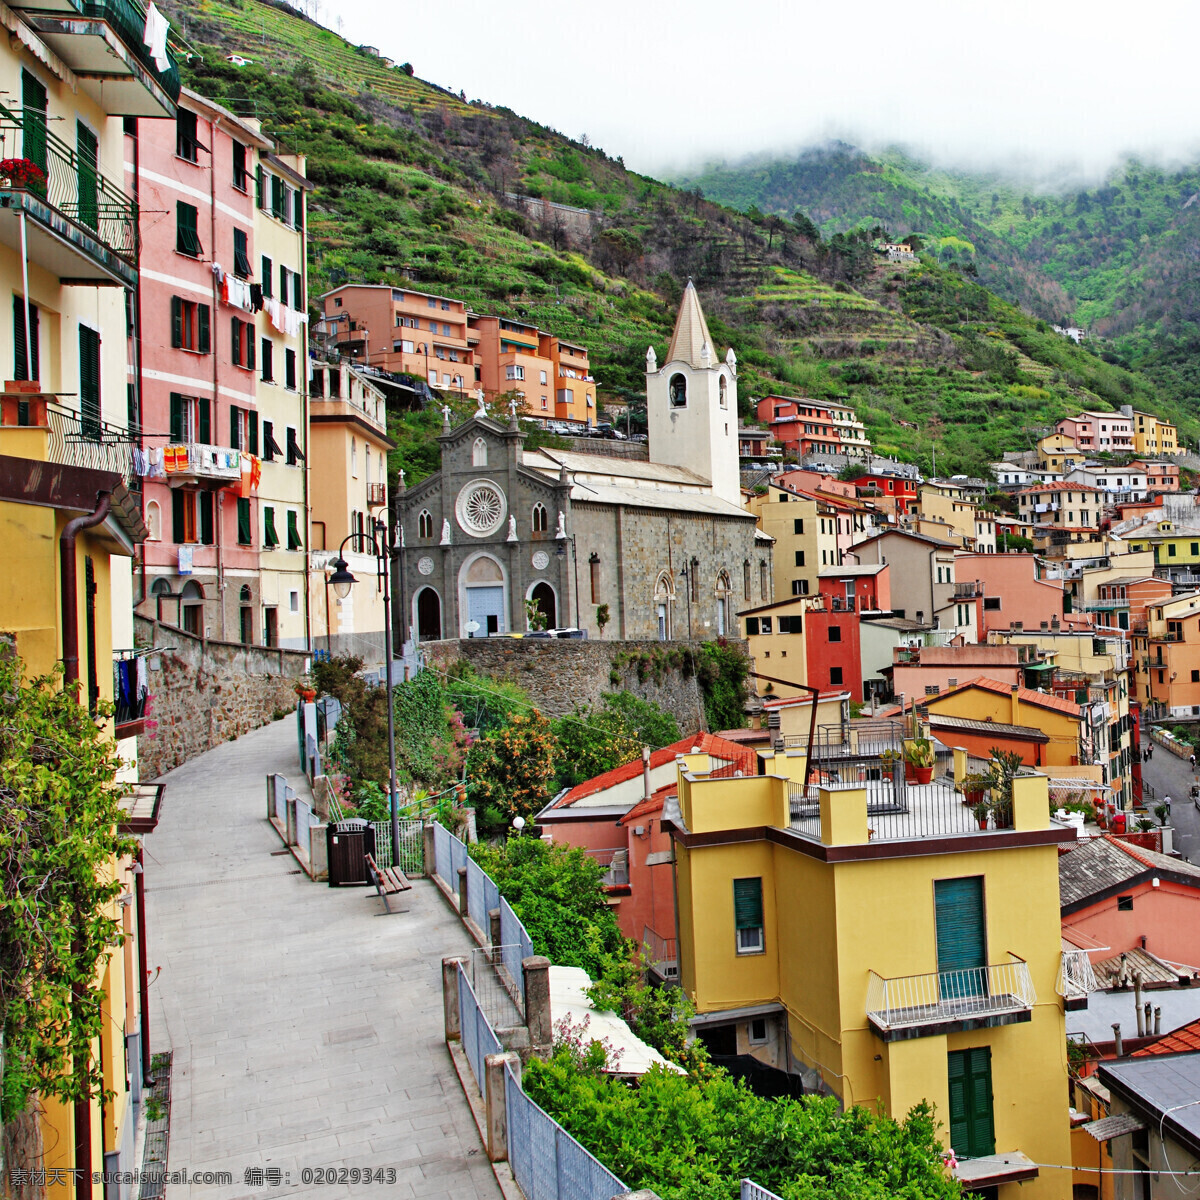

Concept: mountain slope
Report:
left=166, top=0, right=1188, bottom=480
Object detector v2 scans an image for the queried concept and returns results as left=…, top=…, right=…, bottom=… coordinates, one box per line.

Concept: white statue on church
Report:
left=399, top=525, right=406, bottom=548
left=507, top=515, right=518, bottom=542
left=440, top=518, right=451, bottom=546
left=555, top=510, right=567, bottom=539
left=474, top=394, right=487, bottom=419
left=646, top=345, right=657, bottom=373
left=509, top=396, right=519, bottom=419
left=726, top=347, right=737, bottom=375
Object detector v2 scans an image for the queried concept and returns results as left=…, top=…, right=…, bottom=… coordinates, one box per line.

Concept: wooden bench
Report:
left=365, top=852, right=412, bottom=914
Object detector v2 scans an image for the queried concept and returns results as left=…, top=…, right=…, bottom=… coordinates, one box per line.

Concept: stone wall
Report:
left=419, top=637, right=743, bottom=733
left=135, top=616, right=311, bottom=779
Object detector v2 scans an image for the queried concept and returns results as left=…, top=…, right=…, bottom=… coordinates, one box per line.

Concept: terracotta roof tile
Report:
left=930, top=676, right=1083, bottom=717
left=618, top=783, right=677, bottom=826
left=1135, top=1018, right=1200, bottom=1057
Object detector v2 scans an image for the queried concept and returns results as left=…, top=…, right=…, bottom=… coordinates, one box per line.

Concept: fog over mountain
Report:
left=329, top=0, right=1200, bottom=183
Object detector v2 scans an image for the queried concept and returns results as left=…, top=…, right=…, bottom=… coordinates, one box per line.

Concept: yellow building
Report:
left=738, top=594, right=812, bottom=697
left=1133, top=590, right=1200, bottom=722
left=914, top=484, right=995, bottom=550
left=254, top=149, right=312, bottom=648
left=1129, top=409, right=1180, bottom=457
left=748, top=484, right=839, bottom=601
left=308, top=357, right=395, bottom=663
left=1037, top=434, right=1087, bottom=473
left=668, top=743, right=1074, bottom=1199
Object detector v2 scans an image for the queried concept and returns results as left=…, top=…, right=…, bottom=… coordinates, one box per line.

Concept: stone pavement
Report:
left=144, top=717, right=503, bottom=1200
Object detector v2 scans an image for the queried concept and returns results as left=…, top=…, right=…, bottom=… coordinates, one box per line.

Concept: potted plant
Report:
left=0, top=157, right=47, bottom=193
left=972, top=799, right=991, bottom=830
left=959, top=771, right=993, bottom=807
left=905, top=737, right=936, bottom=785
left=880, top=748, right=902, bottom=777
left=294, top=676, right=316, bottom=703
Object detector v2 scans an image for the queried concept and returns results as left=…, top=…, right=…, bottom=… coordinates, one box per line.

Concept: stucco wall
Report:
left=418, top=637, right=736, bottom=733
left=135, top=615, right=310, bottom=779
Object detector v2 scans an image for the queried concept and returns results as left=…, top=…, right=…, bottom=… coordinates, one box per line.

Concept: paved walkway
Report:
left=145, top=718, right=502, bottom=1200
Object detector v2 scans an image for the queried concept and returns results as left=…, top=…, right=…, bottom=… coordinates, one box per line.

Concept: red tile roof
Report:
left=617, top=782, right=676, bottom=826
left=1017, top=482, right=1103, bottom=495
left=1134, top=1018, right=1200, bottom=1056
left=550, top=732, right=748, bottom=810
left=928, top=676, right=1083, bottom=718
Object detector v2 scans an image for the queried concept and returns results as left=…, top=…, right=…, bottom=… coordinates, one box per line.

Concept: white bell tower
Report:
left=646, top=280, right=740, bottom=505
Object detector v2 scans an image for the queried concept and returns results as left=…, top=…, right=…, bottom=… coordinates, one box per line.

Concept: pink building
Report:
left=889, top=644, right=1027, bottom=703
left=954, top=553, right=1066, bottom=638
left=773, top=468, right=857, bottom=500
left=816, top=563, right=891, bottom=612
left=130, top=91, right=271, bottom=641
left=1132, top=459, right=1180, bottom=493
left=1061, top=836, right=1200, bottom=970
left=1055, top=411, right=1134, bottom=454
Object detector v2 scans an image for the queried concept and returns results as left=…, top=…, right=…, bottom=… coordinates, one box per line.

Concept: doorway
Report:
left=416, top=587, right=442, bottom=642
left=529, top=581, right=556, bottom=630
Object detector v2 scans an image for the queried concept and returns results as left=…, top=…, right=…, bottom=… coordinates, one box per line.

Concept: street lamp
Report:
left=327, top=520, right=401, bottom=865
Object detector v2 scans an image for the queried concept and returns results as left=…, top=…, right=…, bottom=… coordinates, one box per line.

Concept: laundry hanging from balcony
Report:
left=212, top=263, right=255, bottom=313
left=142, top=3, right=172, bottom=72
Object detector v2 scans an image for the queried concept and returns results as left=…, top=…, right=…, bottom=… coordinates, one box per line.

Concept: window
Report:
left=829, top=667, right=843, bottom=684
left=1170, top=544, right=1178, bottom=557
left=539, top=370, right=548, bottom=385
left=1192, top=670, right=1199, bottom=683
left=21, top=72, right=47, bottom=175
left=176, top=202, right=202, bottom=256
left=733, top=878, right=764, bottom=954
left=719, top=375, right=728, bottom=409
left=286, top=427, right=303, bottom=466
left=231, top=318, right=255, bottom=370
left=983, top=596, right=1001, bottom=611
left=792, top=579, right=809, bottom=596
left=590, top=555, right=601, bottom=604
left=285, top=348, right=296, bottom=391
left=229, top=405, right=257, bottom=452
left=947, top=1048, right=995, bottom=1159
left=828, top=626, right=841, bottom=642
left=262, top=420, right=281, bottom=462
left=748, top=1018, right=768, bottom=1045
left=261, top=338, right=274, bottom=382
left=760, top=561, right=768, bottom=600
left=669, top=373, right=687, bottom=408
left=936, top=875, right=987, bottom=996
left=760, top=617, right=772, bottom=635
left=263, top=506, right=278, bottom=547
left=232, top=140, right=248, bottom=191
left=472, top=437, right=488, bottom=467
left=532, top=503, right=548, bottom=534
left=745, top=617, right=760, bottom=636
left=79, top=325, right=100, bottom=438
left=743, top=560, right=751, bottom=601
left=287, top=510, right=302, bottom=550
left=793, top=518, right=804, bottom=534
left=233, top=228, right=251, bottom=279
left=418, top=510, right=433, bottom=539
left=794, top=550, right=805, bottom=567
left=176, top=107, right=199, bottom=162
left=778, top=615, right=800, bottom=634
left=170, top=296, right=210, bottom=353
left=280, top=265, right=289, bottom=306
left=13, top=295, right=39, bottom=383
left=237, top=498, right=252, bottom=545
left=271, top=174, right=285, bottom=220
left=1117, top=895, right=1134, bottom=911
left=172, top=490, right=196, bottom=544
left=260, top=255, right=273, bottom=298
left=506, top=365, right=525, bottom=381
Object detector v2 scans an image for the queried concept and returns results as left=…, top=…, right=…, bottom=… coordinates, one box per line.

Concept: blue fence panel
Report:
left=450, top=832, right=469, bottom=896
left=434, top=823, right=452, bottom=887
left=504, top=1064, right=626, bottom=1200
left=499, top=898, right=535, bottom=1015
left=467, top=856, right=490, bottom=932
left=295, top=796, right=312, bottom=845
left=483, top=872, right=501, bottom=927
left=457, top=963, right=500, bottom=1090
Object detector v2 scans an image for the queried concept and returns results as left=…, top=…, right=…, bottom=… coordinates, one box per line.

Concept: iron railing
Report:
left=642, top=926, right=678, bottom=981
left=1057, top=949, right=1098, bottom=1000
left=741, top=1181, right=786, bottom=1200
left=866, top=955, right=1036, bottom=1034
left=80, top=0, right=181, bottom=98
left=113, top=649, right=145, bottom=729
left=0, top=105, right=137, bottom=259
left=586, top=848, right=629, bottom=886
left=47, top=401, right=136, bottom=486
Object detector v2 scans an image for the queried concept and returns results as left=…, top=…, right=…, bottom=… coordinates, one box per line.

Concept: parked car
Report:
left=630, top=433, right=648, bottom=443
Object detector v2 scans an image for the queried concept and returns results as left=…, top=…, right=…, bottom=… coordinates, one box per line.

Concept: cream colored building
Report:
left=254, top=150, right=312, bottom=648
left=748, top=484, right=840, bottom=601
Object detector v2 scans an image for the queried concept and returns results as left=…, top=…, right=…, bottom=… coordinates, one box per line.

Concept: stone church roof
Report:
left=665, top=279, right=717, bottom=369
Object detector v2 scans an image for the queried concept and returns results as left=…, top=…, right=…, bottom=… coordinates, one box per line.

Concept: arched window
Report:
left=145, top=499, right=161, bottom=541
left=351, top=437, right=358, bottom=478
left=365, top=445, right=371, bottom=486
left=760, top=560, right=769, bottom=601
left=418, top=510, right=434, bottom=539
left=719, top=375, right=728, bottom=409
left=669, top=373, right=687, bottom=408
left=532, top=503, right=548, bottom=534
left=150, top=577, right=172, bottom=597
left=743, top=559, right=751, bottom=601
left=716, top=571, right=731, bottom=636
left=180, top=580, right=205, bottom=600
left=240, top=584, right=252, bottom=602
left=472, top=437, right=488, bottom=467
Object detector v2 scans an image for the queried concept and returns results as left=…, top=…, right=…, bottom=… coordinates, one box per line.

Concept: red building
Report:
left=857, top=471, right=920, bottom=516
left=804, top=578, right=864, bottom=701
left=755, top=395, right=870, bottom=459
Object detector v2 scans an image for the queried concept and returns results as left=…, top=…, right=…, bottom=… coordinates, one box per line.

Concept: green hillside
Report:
left=164, top=0, right=1190, bottom=480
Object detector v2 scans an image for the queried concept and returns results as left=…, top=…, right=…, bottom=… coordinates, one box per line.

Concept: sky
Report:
left=324, top=0, right=1200, bottom=184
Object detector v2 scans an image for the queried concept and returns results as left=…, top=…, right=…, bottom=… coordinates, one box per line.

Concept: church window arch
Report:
left=715, top=570, right=732, bottom=636
left=418, top=510, right=434, bottom=540
left=532, top=502, right=548, bottom=534
left=743, top=559, right=751, bottom=601
left=669, top=373, right=687, bottom=409
left=472, top=437, right=488, bottom=467
left=760, top=560, right=769, bottom=601
left=719, top=375, right=728, bottom=409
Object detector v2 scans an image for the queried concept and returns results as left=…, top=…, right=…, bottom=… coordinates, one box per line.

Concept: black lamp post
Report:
left=327, top=518, right=400, bottom=865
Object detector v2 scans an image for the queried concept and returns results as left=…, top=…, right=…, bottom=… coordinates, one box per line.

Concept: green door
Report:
left=77, top=122, right=98, bottom=230
left=21, top=72, right=46, bottom=175
left=935, top=876, right=986, bottom=999
left=948, top=1047, right=995, bottom=1158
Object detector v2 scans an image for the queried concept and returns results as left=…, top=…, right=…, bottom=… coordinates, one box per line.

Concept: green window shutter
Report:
left=170, top=296, right=182, bottom=347
left=947, top=1049, right=994, bottom=1158
left=249, top=411, right=259, bottom=456
left=287, top=510, right=301, bottom=550
left=198, top=304, right=210, bottom=354
left=261, top=338, right=272, bottom=382
left=22, top=72, right=47, bottom=174
left=77, top=121, right=98, bottom=230
left=237, top=498, right=251, bottom=544
left=13, top=294, right=38, bottom=382
left=264, top=507, right=278, bottom=547
left=285, top=349, right=296, bottom=391
left=78, top=325, right=100, bottom=438
left=279, top=264, right=287, bottom=304
left=255, top=164, right=264, bottom=208
left=295, top=191, right=304, bottom=232
left=169, top=393, right=183, bottom=442
left=230, top=405, right=240, bottom=450
left=261, top=256, right=272, bottom=298
left=733, top=878, right=763, bottom=929
left=230, top=316, right=240, bottom=365
left=199, top=491, right=214, bottom=545
left=198, top=397, right=210, bottom=445
left=172, top=490, right=186, bottom=544
left=233, top=229, right=250, bottom=278
left=935, top=877, right=986, bottom=998
left=176, top=202, right=201, bottom=256
left=247, top=331, right=256, bottom=372
left=271, top=175, right=283, bottom=218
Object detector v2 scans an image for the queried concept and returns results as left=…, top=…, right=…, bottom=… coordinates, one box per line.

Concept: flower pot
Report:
left=963, top=788, right=985, bottom=807
left=300, top=689, right=316, bottom=702
left=914, top=766, right=934, bottom=785
left=904, top=762, right=916, bottom=782
left=978, top=816, right=989, bottom=830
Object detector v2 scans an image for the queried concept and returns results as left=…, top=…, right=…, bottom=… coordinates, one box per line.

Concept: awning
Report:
left=1084, top=1112, right=1146, bottom=1141
left=953, top=1151, right=1039, bottom=1189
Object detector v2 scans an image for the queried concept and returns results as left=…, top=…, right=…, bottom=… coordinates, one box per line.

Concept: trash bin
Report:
left=326, top=819, right=376, bottom=887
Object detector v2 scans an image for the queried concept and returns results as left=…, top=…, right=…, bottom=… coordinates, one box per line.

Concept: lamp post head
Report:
left=329, top=555, right=357, bottom=599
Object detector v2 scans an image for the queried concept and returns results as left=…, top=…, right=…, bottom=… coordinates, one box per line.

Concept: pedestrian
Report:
left=1191, top=753, right=1196, bottom=769
left=1143, top=749, right=1149, bottom=763
left=1165, top=795, right=1173, bottom=816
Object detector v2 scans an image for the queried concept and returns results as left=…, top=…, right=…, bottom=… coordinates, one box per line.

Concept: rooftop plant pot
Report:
left=913, top=766, right=934, bottom=785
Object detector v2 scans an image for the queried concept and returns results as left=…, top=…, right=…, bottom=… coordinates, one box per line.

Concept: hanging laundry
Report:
left=136, top=656, right=148, bottom=702
left=250, top=283, right=263, bottom=312
left=142, top=1, right=170, bottom=72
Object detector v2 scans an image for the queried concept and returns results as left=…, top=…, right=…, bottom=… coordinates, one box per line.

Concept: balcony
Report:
left=16, top=0, right=180, bottom=117
left=642, top=926, right=678, bottom=983
left=113, top=649, right=146, bottom=736
left=865, top=955, right=1036, bottom=1040
left=0, top=108, right=137, bottom=286
left=0, top=396, right=137, bottom=485
left=586, top=848, right=630, bottom=888
left=163, top=443, right=242, bottom=487
left=367, top=482, right=387, bottom=507
left=954, top=581, right=983, bottom=598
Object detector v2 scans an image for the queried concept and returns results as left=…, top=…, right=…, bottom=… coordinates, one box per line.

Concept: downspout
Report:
left=208, top=112, right=225, bottom=640
left=60, top=494, right=111, bottom=687
left=301, top=196, right=312, bottom=653
left=130, top=117, right=147, bottom=608
left=135, top=847, right=152, bottom=1086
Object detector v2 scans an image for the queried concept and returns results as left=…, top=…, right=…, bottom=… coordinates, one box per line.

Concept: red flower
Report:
left=0, top=158, right=47, bottom=189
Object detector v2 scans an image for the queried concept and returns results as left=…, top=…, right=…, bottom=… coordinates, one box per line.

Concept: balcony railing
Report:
left=0, top=105, right=137, bottom=262
left=47, top=401, right=136, bottom=486
left=367, top=482, right=387, bottom=507
left=866, top=955, right=1036, bottom=1037
left=79, top=0, right=181, bottom=98
left=164, top=443, right=242, bottom=485
left=585, top=848, right=629, bottom=887
left=113, top=648, right=146, bottom=735
left=642, top=926, right=678, bottom=981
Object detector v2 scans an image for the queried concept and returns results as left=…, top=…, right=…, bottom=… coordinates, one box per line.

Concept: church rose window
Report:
left=456, top=480, right=507, bottom=536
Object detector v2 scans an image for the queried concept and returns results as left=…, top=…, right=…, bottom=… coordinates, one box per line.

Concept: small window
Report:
left=745, top=617, right=760, bottom=636
left=794, top=550, right=805, bottom=567
left=748, top=1018, right=768, bottom=1045
left=791, top=579, right=809, bottom=596
left=233, top=228, right=251, bottom=279
left=1117, top=895, right=1134, bottom=911
left=761, top=617, right=772, bottom=635
left=830, top=667, right=843, bottom=685
left=669, top=373, right=687, bottom=408
left=983, top=596, right=1001, bottom=611
left=733, top=877, right=764, bottom=954
left=232, top=140, right=248, bottom=191
left=719, top=375, right=728, bottom=409
left=531, top=503, right=548, bottom=534
left=176, top=108, right=199, bottom=162
left=418, top=510, right=434, bottom=539
left=828, top=625, right=842, bottom=642
left=261, top=338, right=273, bottom=383
left=793, top=518, right=804, bottom=534
left=261, top=255, right=273, bottom=298
left=1192, top=670, right=1199, bottom=683
left=472, top=437, right=488, bottom=467
left=263, top=506, right=278, bottom=547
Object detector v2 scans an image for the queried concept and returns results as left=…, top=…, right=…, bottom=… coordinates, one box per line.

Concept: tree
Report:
left=551, top=693, right=681, bottom=792
left=838, top=461, right=867, bottom=481
left=0, top=652, right=135, bottom=1147
left=467, top=710, right=556, bottom=829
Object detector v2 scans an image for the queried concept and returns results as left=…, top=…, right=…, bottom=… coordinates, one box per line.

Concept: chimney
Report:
left=1011, top=683, right=1020, bottom=726
left=1154, top=1006, right=1162, bottom=1036
left=1112, top=1023, right=1124, bottom=1056
left=642, top=745, right=652, bottom=802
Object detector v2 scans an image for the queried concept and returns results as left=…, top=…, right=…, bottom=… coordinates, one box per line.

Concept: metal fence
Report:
left=369, top=819, right=424, bottom=873
left=741, top=1181, right=785, bottom=1200
left=434, top=821, right=453, bottom=885
left=457, top=964, right=502, bottom=1092
left=500, top=898, right=534, bottom=1019
left=467, top=855, right=500, bottom=933
left=470, top=946, right=525, bottom=1030
left=47, top=402, right=136, bottom=487
left=505, top=1062, right=627, bottom=1200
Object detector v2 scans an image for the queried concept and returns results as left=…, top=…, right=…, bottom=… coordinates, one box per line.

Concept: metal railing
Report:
left=164, top=442, right=242, bottom=482
left=46, top=401, right=136, bottom=485
left=741, top=1181, right=785, bottom=1200
left=1057, top=949, right=1098, bottom=1000
left=80, top=0, right=181, bottom=97
left=367, top=819, right=423, bottom=873
left=457, top=963, right=502, bottom=1093
left=586, top=848, right=629, bottom=886
left=0, top=105, right=137, bottom=259
left=643, top=926, right=678, bottom=981
left=367, top=482, right=387, bottom=506
left=866, top=955, right=1036, bottom=1034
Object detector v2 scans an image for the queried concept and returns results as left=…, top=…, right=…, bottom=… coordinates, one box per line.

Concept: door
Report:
left=264, top=606, right=277, bottom=647
left=182, top=605, right=202, bottom=636
left=416, top=588, right=441, bottom=642
left=77, top=122, right=98, bottom=230
left=529, top=582, right=556, bottom=630
left=947, top=1047, right=995, bottom=1158
left=935, top=876, right=987, bottom=1000
left=21, top=72, right=46, bottom=175
left=239, top=607, right=253, bottom=645
left=466, top=585, right=504, bottom=637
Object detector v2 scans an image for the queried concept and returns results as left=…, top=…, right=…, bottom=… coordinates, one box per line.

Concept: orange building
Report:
left=953, top=553, right=1066, bottom=638
left=1136, top=591, right=1200, bottom=720
left=319, top=283, right=473, bottom=392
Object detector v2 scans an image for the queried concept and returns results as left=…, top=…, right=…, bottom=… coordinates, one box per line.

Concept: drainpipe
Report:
left=130, top=117, right=147, bottom=609
left=134, top=848, right=152, bottom=1086
left=60, top=494, right=111, bottom=687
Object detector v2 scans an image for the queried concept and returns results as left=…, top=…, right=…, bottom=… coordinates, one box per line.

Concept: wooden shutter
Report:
left=247, top=330, right=255, bottom=371
left=199, top=491, right=214, bottom=545
left=171, top=296, right=183, bottom=348
left=947, top=1048, right=994, bottom=1158
left=13, top=294, right=38, bottom=382
left=77, top=122, right=98, bottom=230
left=198, top=304, right=210, bottom=354
left=733, top=878, right=763, bottom=930
left=261, top=256, right=272, bottom=298
left=198, top=397, right=210, bottom=445
left=249, top=411, right=259, bottom=456
left=21, top=71, right=47, bottom=173
left=78, top=325, right=100, bottom=438
left=230, top=405, right=240, bottom=450
left=286, top=349, right=296, bottom=390
left=172, top=490, right=186, bottom=543
left=287, top=510, right=301, bottom=550
left=169, top=393, right=183, bottom=442
left=935, top=877, right=987, bottom=1000
left=264, top=506, right=277, bottom=546
left=255, top=164, right=264, bottom=208
left=237, top=498, right=251, bottom=544
left=279, top=264, right=287, bottom=305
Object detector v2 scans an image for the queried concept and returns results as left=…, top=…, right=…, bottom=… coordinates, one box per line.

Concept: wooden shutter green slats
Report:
left=13, top=294, right=39, bottom=382
left=237, top=498, right=251, bottom=545
left=935, top=876, right=987, bottom=1000
left=230, top=405, right=241, bottom=450
left=947, top=1048, right=994, bottom=1158
left=172, top=490, right=185, bottom=543
left=198, top=397, right=210, bottom=445
left=171, top=296, right=183, bottom=348
left=198, top=304, right=210, bottom=354
left=77, top=122, right=98, bottom=230
left=733, top=878, right=763, bottom=930
left=287, top=510, right=301, bottom=550
left=169, top=393, right=183, bottom=442
left=78, top=325, right=100, bottom=438
left=248, top=411, right=259, bottom=456
left=199, top=492, right=214, bottom=545
left=21, top=72, right=47, bottom=174
left=264, top=507, right=277, bottom=546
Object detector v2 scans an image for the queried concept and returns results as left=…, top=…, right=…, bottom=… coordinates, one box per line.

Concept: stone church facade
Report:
left=392, top=284, right=771, bottom=643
